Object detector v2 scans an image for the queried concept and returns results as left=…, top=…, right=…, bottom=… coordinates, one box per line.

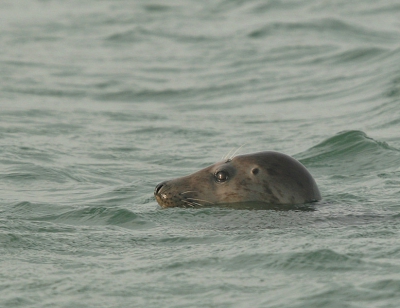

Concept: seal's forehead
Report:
left=231, top=153, right=263, bottom=164
left=230, top=151, right=281, bottom=168
left=217, top=151, right=272, bottom=167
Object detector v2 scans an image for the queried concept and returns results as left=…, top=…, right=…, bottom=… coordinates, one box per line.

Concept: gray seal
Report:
left=154, top=151, right=321, bottom=208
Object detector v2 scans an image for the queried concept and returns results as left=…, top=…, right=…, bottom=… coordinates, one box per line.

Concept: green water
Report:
left=1, top=0, right=400, bottom=307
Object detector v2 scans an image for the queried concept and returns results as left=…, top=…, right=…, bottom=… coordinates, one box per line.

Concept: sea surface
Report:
left=1, top=0, right=400, bottom=307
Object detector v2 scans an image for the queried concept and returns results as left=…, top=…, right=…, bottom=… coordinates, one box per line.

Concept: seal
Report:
left=154, top=151, right=321, bottom=208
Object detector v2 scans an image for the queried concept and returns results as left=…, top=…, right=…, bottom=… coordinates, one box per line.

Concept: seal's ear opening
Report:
left=251, top=168, right=259, bottom=175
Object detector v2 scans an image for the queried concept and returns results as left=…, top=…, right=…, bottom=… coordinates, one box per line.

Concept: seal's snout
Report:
left=154, top=181, right=166, bottom=196
left=155, top=181, right=172, bottom=208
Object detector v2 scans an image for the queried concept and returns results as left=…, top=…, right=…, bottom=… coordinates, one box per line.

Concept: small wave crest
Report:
left=297, top=130, right=400, bottom=174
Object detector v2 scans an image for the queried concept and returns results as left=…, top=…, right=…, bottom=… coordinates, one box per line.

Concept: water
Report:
left=1, top=0, right=400, bottom=307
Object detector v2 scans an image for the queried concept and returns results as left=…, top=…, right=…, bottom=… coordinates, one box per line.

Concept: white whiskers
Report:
left=222, top=143, right=247, bottom=161
left=179, top=191, right=197, bottom=195
left=229, top=143, right=246, bottom=159
left=186, top=197, right=214, bottom=205
left=182, top=200, right=198, bottom=207
left=179, top=191, right=214, bottom=207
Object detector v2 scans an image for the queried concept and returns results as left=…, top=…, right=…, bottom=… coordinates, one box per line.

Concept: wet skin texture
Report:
left=154, top=151, right=321, bottom=208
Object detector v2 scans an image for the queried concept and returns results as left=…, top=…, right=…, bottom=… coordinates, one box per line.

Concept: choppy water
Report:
left=1, top=0, right=400, bottom=307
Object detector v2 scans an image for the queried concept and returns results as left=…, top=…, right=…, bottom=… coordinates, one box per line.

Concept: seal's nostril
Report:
left=154, top=182, right=165, bottom=195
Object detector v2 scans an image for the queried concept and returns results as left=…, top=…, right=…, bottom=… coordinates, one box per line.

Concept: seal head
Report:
left=154, top=151, right=321, bottom=208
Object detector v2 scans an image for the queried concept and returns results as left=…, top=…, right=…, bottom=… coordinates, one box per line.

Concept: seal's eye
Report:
left=215, top=170, right=229, bottom=183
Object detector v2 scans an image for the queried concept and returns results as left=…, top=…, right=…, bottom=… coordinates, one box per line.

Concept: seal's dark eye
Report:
left=215, top=170, right=229, bottom=183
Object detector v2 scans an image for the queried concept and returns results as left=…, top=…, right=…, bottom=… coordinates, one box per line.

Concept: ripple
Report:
left=37, top=206, right=155, bottom=230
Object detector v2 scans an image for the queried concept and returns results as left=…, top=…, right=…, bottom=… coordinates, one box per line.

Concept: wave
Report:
left=247, top=18, right=399, bottom=44
left=297, top=130, right=400, bottom=175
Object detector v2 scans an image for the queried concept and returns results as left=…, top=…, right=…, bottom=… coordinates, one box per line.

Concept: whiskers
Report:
left=182, top=200, right=202, bottom=207
left=222, top=143, right=247, bottom=161
left=180, top=191, right=197, bottom=195
left=179, top=191, right=214, bottom=207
